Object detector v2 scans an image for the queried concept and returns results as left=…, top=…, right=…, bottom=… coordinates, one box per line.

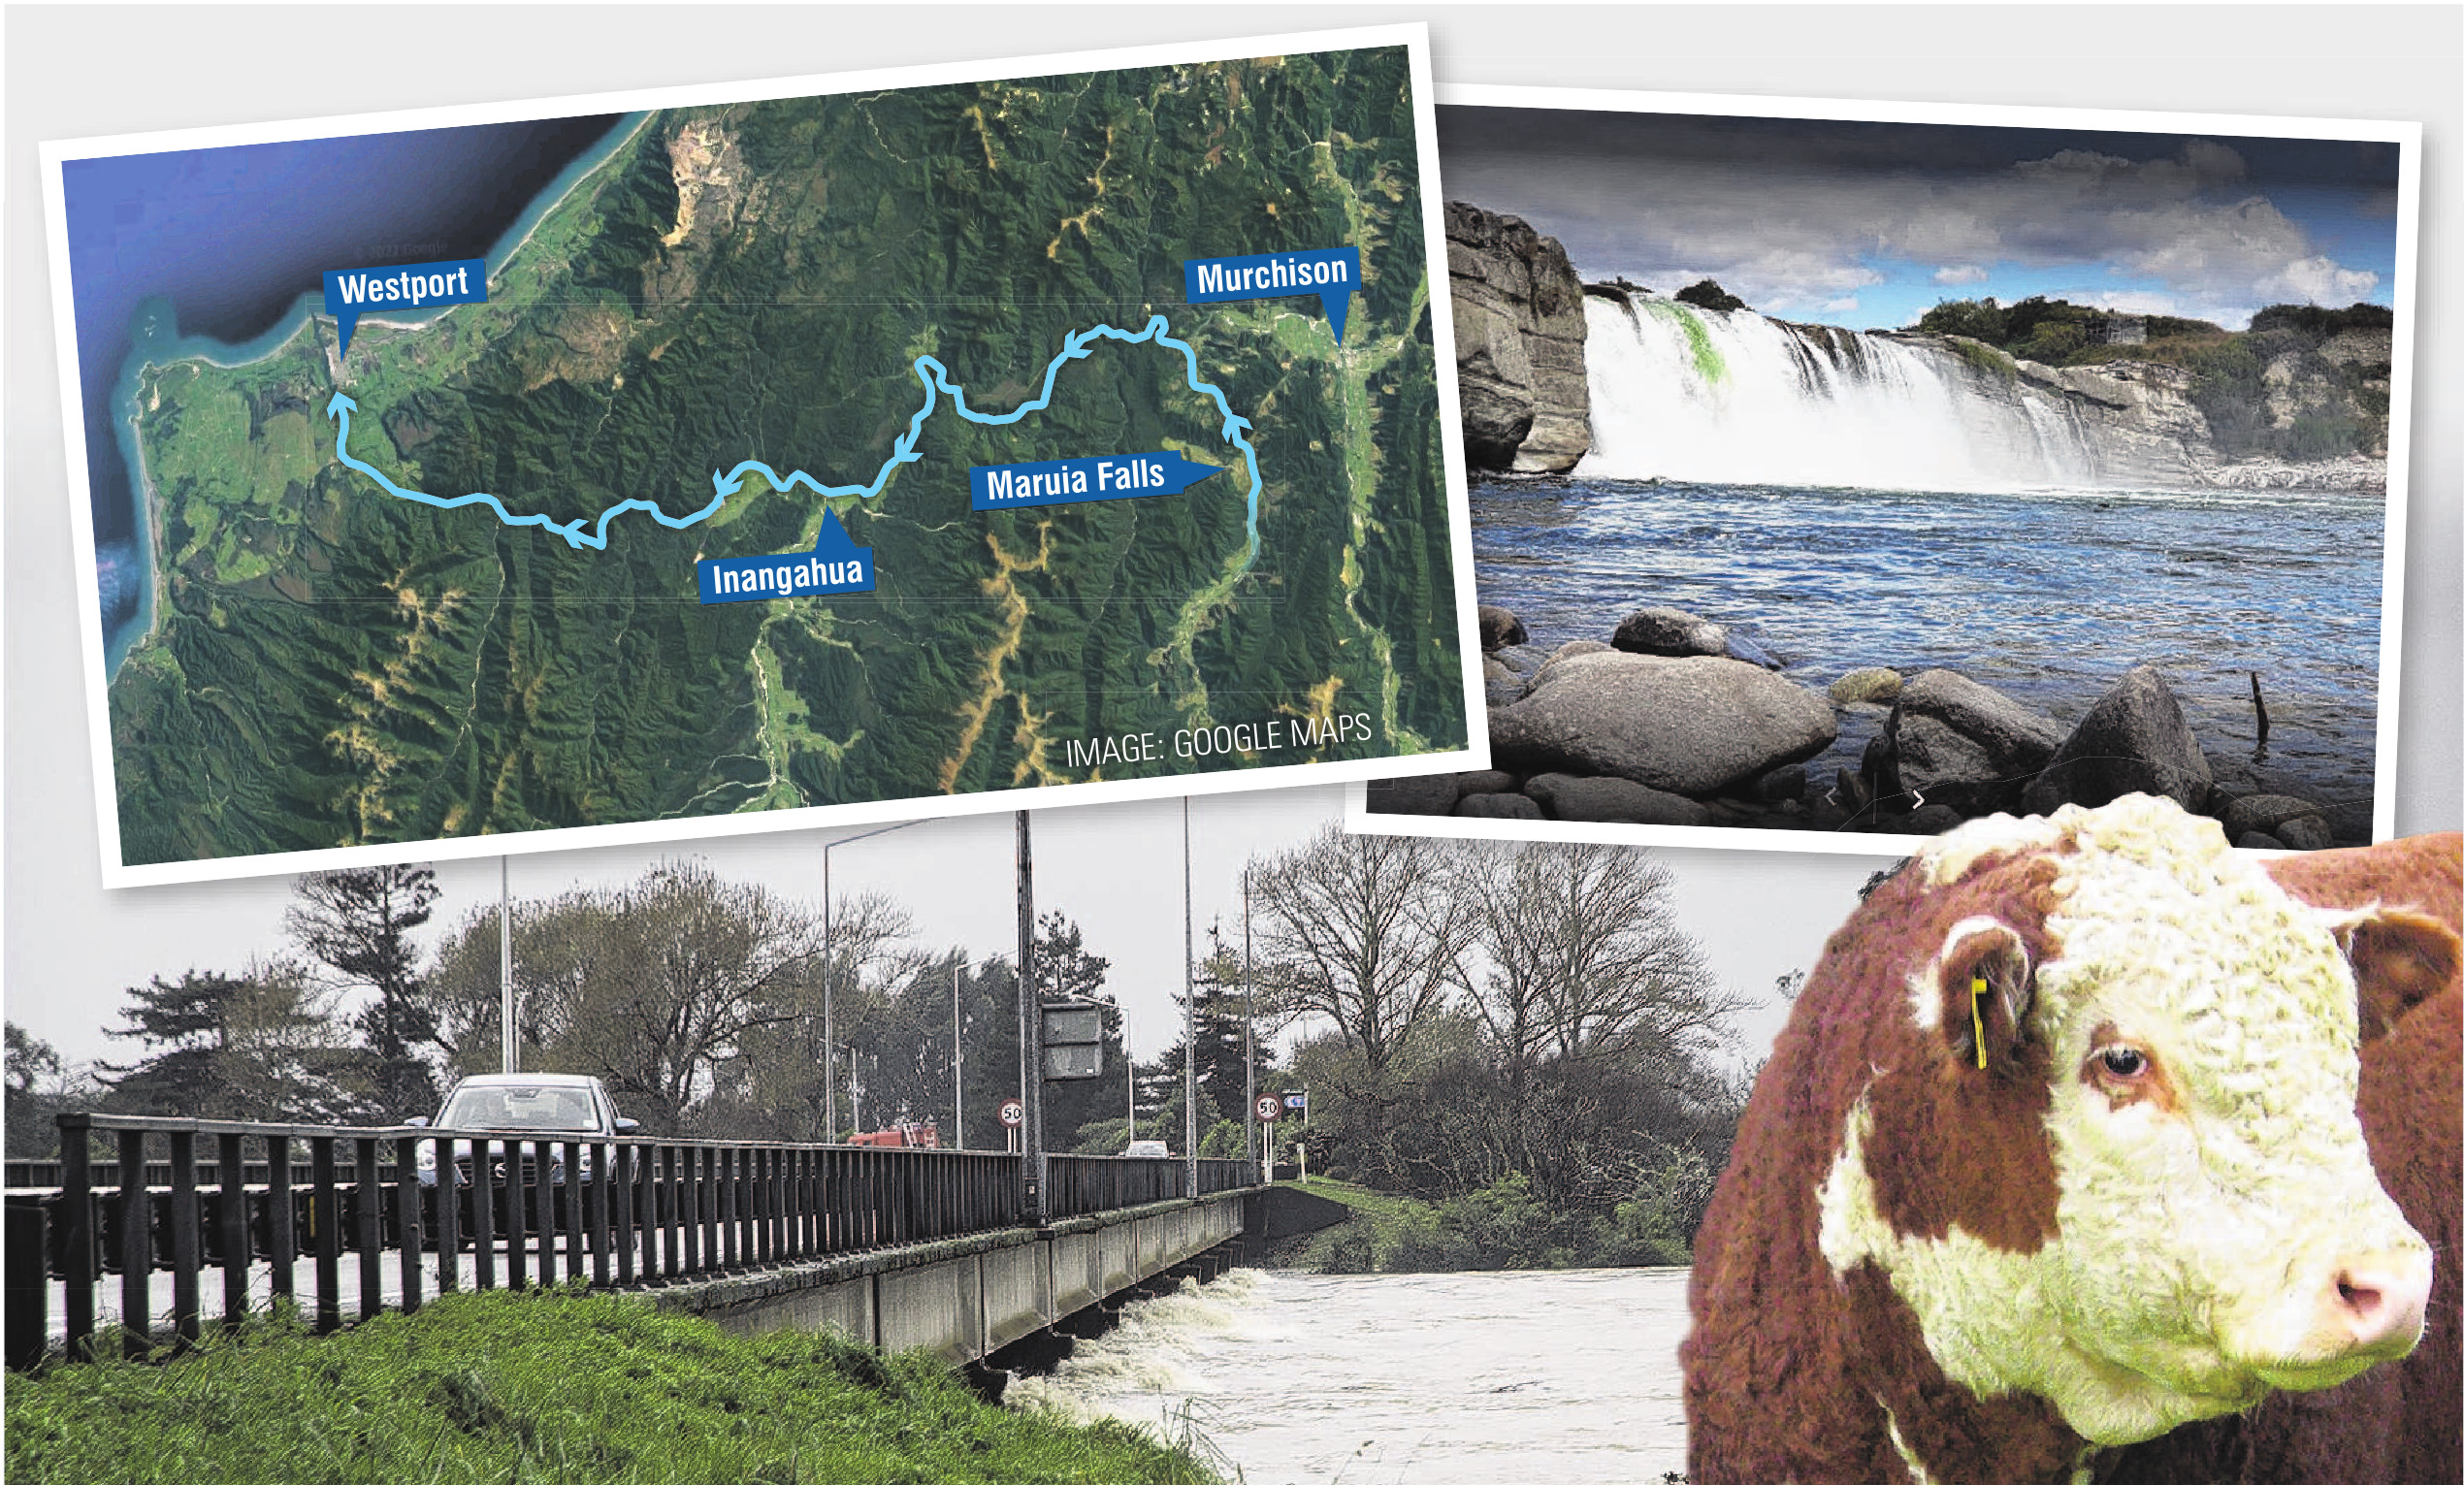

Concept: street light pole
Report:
left=1016, top=811, right=1045, bottom=1223
left=1183, top=796, right=1197, bottom=1200
left=499, top=856, right=515, bottom=1075
left=1243, top=864, right=1255, bottom=1170
left=821, top=822, right=922, bottom=1141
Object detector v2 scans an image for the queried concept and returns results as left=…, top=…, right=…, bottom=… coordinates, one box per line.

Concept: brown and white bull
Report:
left=2104, top=831, right=2461, bottom=1485
left=1683, top=796, right=2453, bottom=1485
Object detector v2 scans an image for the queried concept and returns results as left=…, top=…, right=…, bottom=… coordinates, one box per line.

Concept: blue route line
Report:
left=321, top=314, right=1263, bottom=565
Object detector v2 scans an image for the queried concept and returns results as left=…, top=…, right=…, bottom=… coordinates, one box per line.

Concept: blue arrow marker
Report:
left=697, top=508, right=874, bottom=605
left=1183, top=246, right=1362, bottom=343
left=323, top=258, right=487, bottom=359
left=969, top=450, right=1222, bottom=512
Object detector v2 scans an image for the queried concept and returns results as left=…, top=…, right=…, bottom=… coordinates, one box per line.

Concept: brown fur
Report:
left=2097, top=833, right=2461, bottom=1485
left=1685, top=847, right=2087, bottom=1485
left=2268, top=833, right=2463, bottom=1037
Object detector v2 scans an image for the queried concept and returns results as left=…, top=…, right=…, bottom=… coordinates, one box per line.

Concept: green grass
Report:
left=5, top=1288, right=1221, bottom=1485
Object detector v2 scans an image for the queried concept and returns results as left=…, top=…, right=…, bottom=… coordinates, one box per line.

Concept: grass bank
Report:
left=5, top=1288, right=1220, bottom=1485
left=1273, top=1175, right=1693, bottom=1274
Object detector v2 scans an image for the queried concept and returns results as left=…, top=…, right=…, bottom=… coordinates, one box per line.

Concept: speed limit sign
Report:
left=1255, top=1094, right=1281, bottom=1122
left=998, top=1098, right=1024, bottom=1127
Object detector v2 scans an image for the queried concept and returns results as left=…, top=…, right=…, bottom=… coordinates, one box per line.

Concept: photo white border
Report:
left=1349, top=81, right=2416, bottom=857
left=41, top=23, right=1489, bottom=890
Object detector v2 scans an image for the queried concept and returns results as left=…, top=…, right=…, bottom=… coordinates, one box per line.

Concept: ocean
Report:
left=57, top=112, right=632, bottom=674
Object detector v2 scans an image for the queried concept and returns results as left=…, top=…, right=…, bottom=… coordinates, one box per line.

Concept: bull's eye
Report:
left=2095, top=1046, right=2149, bottom=1080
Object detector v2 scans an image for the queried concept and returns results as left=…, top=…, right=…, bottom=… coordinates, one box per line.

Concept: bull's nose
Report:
left=2327, top=1249, right=2432, bottom=1356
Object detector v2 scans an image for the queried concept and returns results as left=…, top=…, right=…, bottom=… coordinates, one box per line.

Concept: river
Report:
left=1010, top=1267, right=1691, bottom=1484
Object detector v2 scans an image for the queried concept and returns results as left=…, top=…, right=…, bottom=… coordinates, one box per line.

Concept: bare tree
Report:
left=1467, top=842, right=1742, bottom=1072
left=1248, top=824, right=1475, bottom=1082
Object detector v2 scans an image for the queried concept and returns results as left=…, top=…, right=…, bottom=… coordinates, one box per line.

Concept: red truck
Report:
left=846, top=1118, right=940, bottom=1149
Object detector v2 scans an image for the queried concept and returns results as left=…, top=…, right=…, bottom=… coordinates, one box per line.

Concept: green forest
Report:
left=110, top=47, right=1465, bottom=867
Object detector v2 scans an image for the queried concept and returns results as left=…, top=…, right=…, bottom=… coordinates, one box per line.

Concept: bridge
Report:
left=4, top=1112, right=1271, bottom=1372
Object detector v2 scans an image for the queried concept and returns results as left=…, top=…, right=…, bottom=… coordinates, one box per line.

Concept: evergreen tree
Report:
left=286, top=864, right=443, bottom=1115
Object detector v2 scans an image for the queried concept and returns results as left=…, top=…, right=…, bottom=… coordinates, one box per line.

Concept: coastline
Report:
left=97, top=111, right=655, bottom=683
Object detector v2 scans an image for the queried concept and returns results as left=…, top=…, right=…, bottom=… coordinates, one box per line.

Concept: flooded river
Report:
left=1010, top=1267, right=1691, bottom=1484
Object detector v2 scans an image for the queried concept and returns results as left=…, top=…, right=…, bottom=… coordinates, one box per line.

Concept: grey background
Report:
left=6, top=6, right=2456, bottom=1066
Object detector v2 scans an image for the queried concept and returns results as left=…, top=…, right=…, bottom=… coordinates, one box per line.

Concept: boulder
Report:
left=1452, top=769, right=1520, bottom=797
left=1364, top=775, right=1464, bottom=817
left=1531, top=639, right=1614, bottom=691
left=1492, top=643, right=1551, bottom=682
left=1486, top=677, right=1529, bottom=711
left=1830, top=667, right=1903, bottom=706
left=1478, top=604, right=1527, bottom=651
left=1456, top=791, right=1543, bottom=821
left=1489, top=651, right=1836, bottom=797
left=1612, top=606, right=1730, bottom=659
left=1525, top=773, right=1712, bottom=827
left=1749, top=763, right=1807, bottom=805
left=2019, top=665, right=2212, bottom=815
left=2220, top=793, right=2333, bottom=842
left=2238, top=832, right=2288, bottom=851
left=1881, top=669, right=2065, bottom=816
left=1902, top=802, right=1967, bottom=835
left=2275, top=814, right=2336, bottom=851
left=1725, top=631, right=1787, bottom=671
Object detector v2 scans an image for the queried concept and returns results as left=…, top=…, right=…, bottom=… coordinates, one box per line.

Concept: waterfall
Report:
left=1577, top=296, right=2103, bottom=491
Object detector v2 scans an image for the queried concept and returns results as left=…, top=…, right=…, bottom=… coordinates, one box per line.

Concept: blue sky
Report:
left=1437, top=108, right=2403, bottom=332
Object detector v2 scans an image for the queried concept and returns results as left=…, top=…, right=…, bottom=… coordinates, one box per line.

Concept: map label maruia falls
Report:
left=63, top=38, right=1471, bottom=875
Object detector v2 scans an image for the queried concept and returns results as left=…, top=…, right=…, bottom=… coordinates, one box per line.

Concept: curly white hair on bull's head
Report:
left=1682, top=794, right=2454, bottom=1485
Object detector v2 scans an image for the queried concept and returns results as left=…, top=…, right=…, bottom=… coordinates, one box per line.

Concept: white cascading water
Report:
left=1577, top=296, right=2099, bottom=490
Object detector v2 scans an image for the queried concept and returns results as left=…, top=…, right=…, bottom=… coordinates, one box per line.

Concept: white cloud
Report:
left=2256, top=254, right=2380, bottom=306
left=1821, top=296, right=1863, bottom=312
left=1933, top=265, right=1991, bottom=286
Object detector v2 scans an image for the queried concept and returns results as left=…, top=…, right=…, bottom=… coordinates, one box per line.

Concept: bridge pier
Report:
left=647, top=1190, right=1251, bottom=1367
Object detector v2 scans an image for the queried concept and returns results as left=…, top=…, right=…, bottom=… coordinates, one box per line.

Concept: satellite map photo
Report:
left=48, top=29, right=1474, bottom=883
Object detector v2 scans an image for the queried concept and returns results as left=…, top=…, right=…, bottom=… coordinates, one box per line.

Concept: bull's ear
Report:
left=2327, top=908, right=2461, bottom=1039
left=1917, top=918, right=2036, bottom=1073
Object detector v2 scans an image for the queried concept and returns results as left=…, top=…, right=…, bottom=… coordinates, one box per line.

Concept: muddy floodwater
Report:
left=1009, top=1266, right=1691, bottom=1484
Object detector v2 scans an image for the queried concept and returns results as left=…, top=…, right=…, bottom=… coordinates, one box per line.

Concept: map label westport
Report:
left=321, top=257, right=487, bottom=356
left=1064, top=712, right=1378, bottom=773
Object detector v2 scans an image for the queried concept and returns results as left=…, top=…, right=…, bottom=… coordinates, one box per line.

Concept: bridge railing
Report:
left=7, top=1114, right=1261, bottom=1369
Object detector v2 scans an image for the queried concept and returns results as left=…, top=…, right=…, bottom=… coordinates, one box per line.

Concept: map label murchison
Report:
left=1183, top=246, right=1362, bottom=341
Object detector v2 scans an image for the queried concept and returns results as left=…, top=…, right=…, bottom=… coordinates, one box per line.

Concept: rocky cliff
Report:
left=1444, top=202, right=1590, bottom=473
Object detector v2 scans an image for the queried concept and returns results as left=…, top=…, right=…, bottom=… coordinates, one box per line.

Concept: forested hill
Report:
left=1916, top=296, right=2395, bottom=463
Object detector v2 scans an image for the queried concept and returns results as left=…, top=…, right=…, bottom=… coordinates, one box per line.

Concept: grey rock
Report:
left=1482, top=658, right=1514, bottom=684
left=1883, top=669, right=2065, bottom=815
left=2237, top=832, right=2287, bottom=851
left=2220, top=793, right=2333, bottom=841
left=1750, top=763, right=1807, bottom=805
left=1724, top=631, right=1786, bottom=671
left=1452, top=770, right=1521, bottom=796
left=1486, top=677, right=1530, bottom=711
left=1526, top=773, right=1713, bottom=826
left=2019, top=665, right=2213, bottom=815
left=1903, top=803, right=1967, bottom=835
left=1831, top=667, right=1904, bottom=706
left=1456, top=791, right=1543, bottom=821
left=2276, top=814, right=2335, bottom=851
left=1364, top=775, right=1464, bottom=817
left=1478, top=605, right=1527, bottom=651
left=1532, top=640, right=1614, bottom=692
left=1446, top=202, right=1592, bottom=473
left=1489, top=651, right=1837, bottom=796
left=1612, top=606, right=1729, bottom=659
left=1492, top=643, right=1551, bottom=681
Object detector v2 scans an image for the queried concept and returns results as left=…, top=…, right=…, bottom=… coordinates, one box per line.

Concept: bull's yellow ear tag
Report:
left=1970, top=974, right=1990, bottom=1070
